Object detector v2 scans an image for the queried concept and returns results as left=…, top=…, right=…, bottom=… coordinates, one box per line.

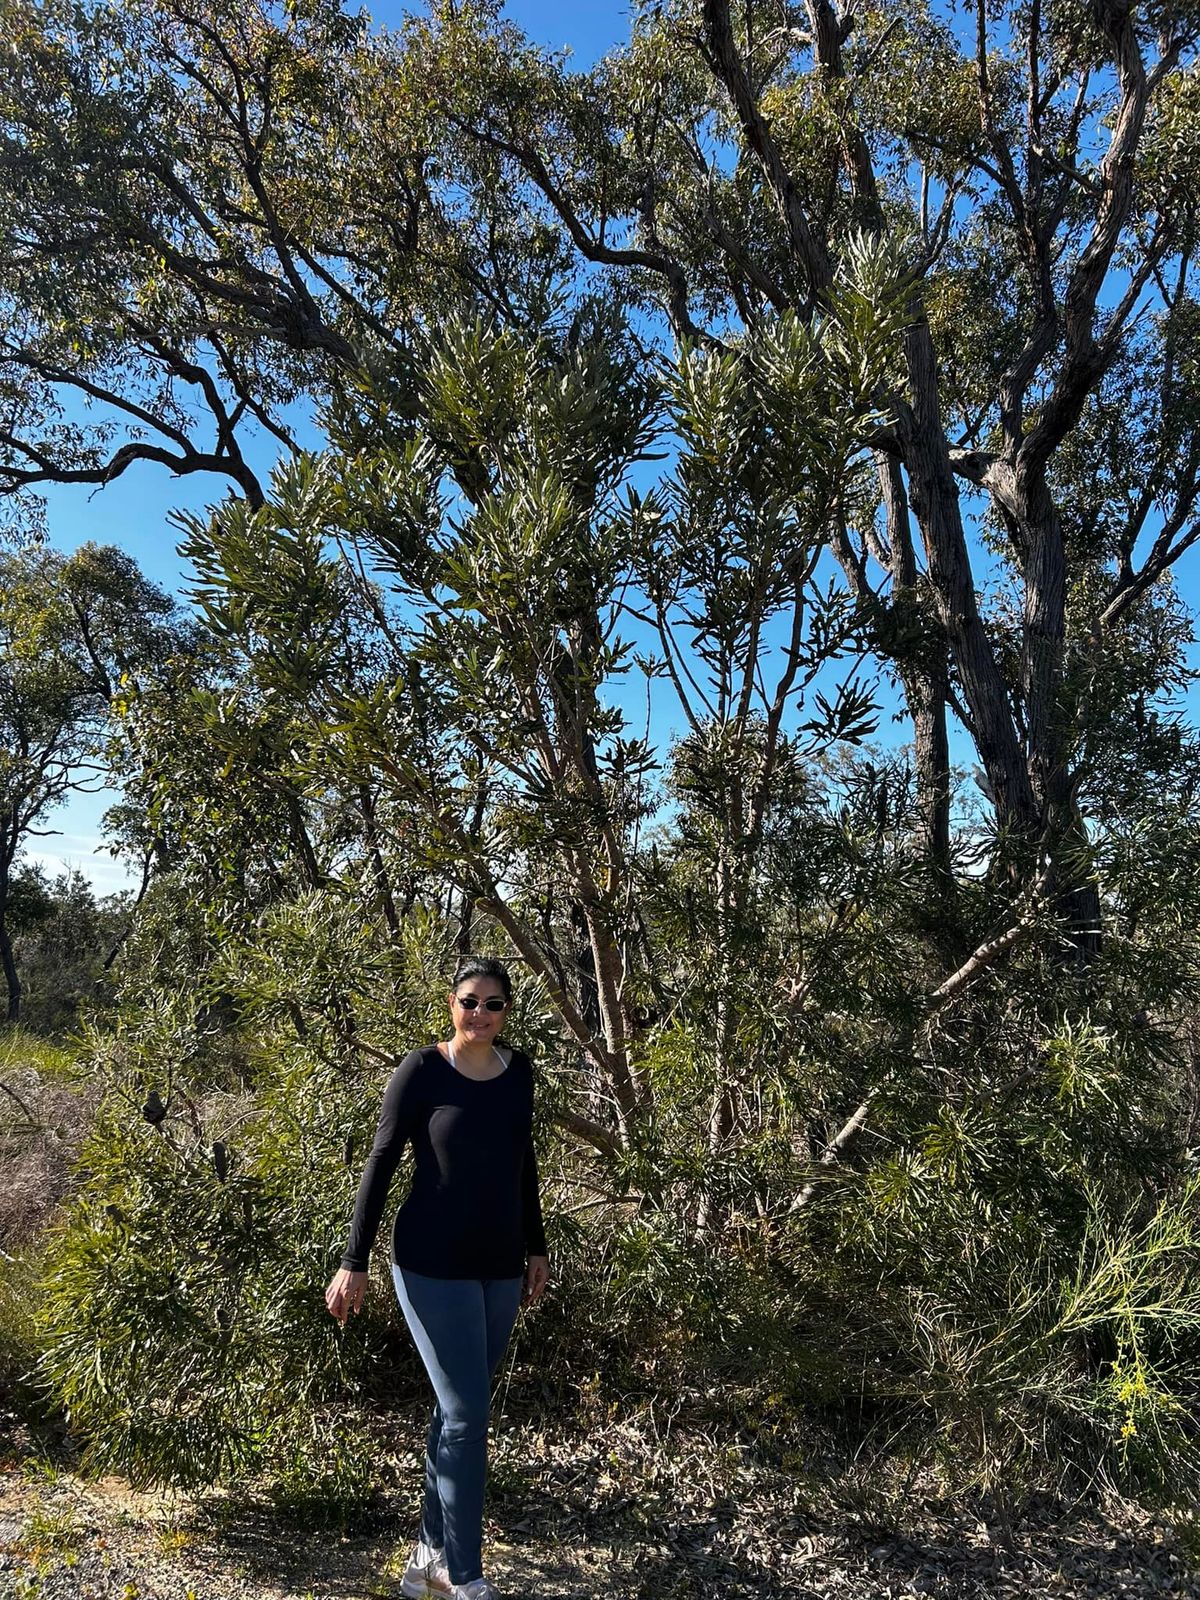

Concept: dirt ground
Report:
left=4, top=1398, right=1200, bottom=1600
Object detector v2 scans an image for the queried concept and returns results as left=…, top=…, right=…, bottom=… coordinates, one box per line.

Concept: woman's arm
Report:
left=325, top=1266, right=368, bottom=1323
left=520, top=1060, right=549, bottom=1306
left=521, top=1132, right=547, bottom=1260
left=340, top=1051, right=423, bottom=1269
left=326, top=1053, right=422, bottom=1324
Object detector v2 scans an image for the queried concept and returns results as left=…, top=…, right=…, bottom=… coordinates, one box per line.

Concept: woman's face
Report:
left=448, top=977, right=509, bottom=1045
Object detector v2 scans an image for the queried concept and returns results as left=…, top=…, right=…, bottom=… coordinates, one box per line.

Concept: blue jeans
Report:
left=392, top=1265, right=525, bottom=1585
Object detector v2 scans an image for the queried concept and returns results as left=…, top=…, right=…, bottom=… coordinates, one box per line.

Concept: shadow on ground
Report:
left=4, top=1405, right=1200, bottom=1599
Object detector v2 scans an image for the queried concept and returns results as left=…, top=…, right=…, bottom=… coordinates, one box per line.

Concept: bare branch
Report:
left=699, top=0, right=832, bottom=297
left=0, top=431, right=264, bottom=507
left=1022, top=15, right=1180, bottom=475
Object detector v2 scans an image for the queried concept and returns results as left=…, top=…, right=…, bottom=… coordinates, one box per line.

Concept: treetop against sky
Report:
left=4, top=0, right=1198, bottom=892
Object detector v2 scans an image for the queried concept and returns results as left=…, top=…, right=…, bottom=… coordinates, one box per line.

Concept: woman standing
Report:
left=324, top=956, right=550, bottom=1600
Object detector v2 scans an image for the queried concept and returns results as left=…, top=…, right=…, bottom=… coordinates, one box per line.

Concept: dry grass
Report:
left=0, top=1032, right=98, bottom=1250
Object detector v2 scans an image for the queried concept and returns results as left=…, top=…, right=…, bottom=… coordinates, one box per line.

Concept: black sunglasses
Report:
left=454, top=993, right=508, bottom=1012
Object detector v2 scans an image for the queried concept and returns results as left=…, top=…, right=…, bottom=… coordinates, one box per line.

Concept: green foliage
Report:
left=0, top=1249, right=46, bottom=1425
left=7, top=866, right=127, bottom=1036
left=27, top=301, right=1200, bottom=1513
left=0, top=542, right=189, bottom=1022
left=35, top=1045, right=393, bottom=1490
left=6, top=0, right=1200, bottom=1522
left=809, top=1170, right=1200, bottom=1503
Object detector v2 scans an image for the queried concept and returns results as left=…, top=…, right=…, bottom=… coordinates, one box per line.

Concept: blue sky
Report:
left=22, top=0, right=1200, bottom=895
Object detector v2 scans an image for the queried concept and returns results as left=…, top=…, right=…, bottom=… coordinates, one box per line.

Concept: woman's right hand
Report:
left=325, top=1267, right=368, bottom=1324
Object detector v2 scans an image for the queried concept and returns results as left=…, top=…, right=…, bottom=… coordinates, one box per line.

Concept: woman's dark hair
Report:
left=450, top=955, right=513, bottom=1004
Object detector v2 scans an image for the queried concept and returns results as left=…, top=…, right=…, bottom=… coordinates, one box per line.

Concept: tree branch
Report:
left=699, top=0, right=832, bottom=297
left=786, top=859, right=1054, bottom=1212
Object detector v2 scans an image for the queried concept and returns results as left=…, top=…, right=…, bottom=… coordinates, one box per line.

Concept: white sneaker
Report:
left=450, top=1580, right=502, bottom=1600
left=400, top=1539, right=452, bottom=1597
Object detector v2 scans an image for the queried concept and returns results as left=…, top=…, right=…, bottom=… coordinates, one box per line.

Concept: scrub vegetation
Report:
left=1, top=0, right=1200, bottom=1572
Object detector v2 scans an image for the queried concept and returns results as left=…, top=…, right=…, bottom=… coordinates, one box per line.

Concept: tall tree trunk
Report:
left=549, top=613, right=641, bottom=1110
left=1018, top=472, right=1067, bottom=824
left=695, top=846, right=737, bottom=1240
left=878, top=454, right=953, bottom=878
left=1015, top=473, right=1103, bottom=954
left=899, top=656, right=953, bottom=875
left=900, top=322, right=1038, bottom=836
left=0, top=864, right=19, bottom=1023
left=0, top=923, right=19, bottom=1023
left=570, top=900, right=603, bottom=1040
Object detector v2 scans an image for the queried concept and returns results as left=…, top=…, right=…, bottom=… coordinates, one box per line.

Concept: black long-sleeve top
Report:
left=340, top=1043, right=547, bottom=1279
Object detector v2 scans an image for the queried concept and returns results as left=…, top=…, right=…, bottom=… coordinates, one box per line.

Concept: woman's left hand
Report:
left=522, top=1253, right=550, bottom=1307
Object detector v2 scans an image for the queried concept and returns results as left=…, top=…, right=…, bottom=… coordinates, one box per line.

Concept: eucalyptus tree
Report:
left=6, top=0, right=1196, bottom=913
left=0, top=543, right=180, bottom=1021
left=0, top=0, right=573, bottom=524
left=401, top=0, right=1200, bottom=926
